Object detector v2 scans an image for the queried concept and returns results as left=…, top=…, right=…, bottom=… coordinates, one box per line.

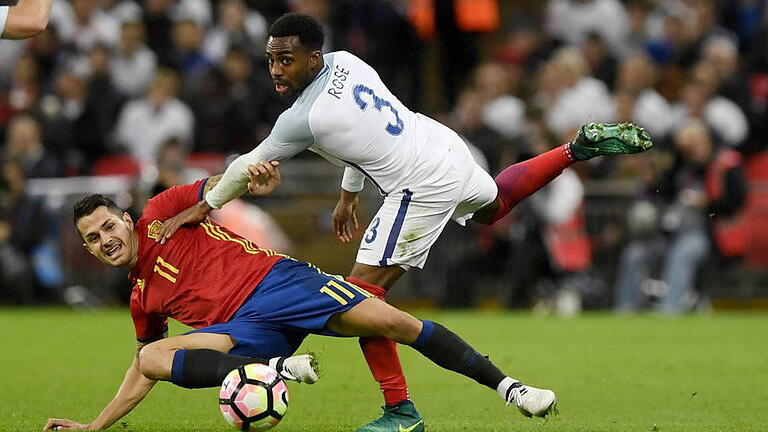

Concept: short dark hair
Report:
left=73, top=194, right=123, bottom=227
left=269, top=13, right=324, bottom=52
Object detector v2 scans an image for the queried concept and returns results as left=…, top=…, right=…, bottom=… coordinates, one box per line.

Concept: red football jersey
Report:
left=128, top=179, right=284, bottom=342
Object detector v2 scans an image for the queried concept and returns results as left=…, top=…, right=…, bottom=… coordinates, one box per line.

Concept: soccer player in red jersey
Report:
left=45, top=162, right=556, bottom=431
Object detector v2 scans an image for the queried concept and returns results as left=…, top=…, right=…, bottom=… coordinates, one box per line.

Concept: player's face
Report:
left=77, top=206, right=138, bottom=268
left=266, top=35, right=322, bottom=97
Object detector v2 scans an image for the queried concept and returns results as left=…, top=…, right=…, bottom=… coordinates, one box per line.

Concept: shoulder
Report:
left=167, top=98, right=193, bottom=117
left=273, top=104, right=312, bottom=140
left=327, top=50, right=373, bottom=72
left=120, top=99, right=150, bottom=116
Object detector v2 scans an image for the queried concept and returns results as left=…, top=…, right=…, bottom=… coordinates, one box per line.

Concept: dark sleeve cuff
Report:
left=137, top=327, right=168, bottom=344
left=198, top=177, right=209, bottom=202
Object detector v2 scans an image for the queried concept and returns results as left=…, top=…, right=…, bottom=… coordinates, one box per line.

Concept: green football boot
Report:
left=569, top=122, right=653, bottom=161
left=355, top=400, right=425, bottom=432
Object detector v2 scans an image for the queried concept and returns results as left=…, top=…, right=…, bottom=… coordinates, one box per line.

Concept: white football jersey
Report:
left=206, top=51, right=462, bottom=208
left=0, top=6, right=9, bottom=37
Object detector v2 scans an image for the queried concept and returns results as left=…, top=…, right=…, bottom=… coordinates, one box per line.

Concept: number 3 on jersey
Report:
left=353, top=85, right=404, bottom=136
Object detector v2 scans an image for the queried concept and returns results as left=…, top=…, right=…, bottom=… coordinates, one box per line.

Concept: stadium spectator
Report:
left=0, top=157, right=62, bottom=303
left=3, top=114, right=59, bottom=178
left=141, top=0, right=175, bottom=65
left=87, top=44, right=125, bottom=152
left=614, top=120, right=746, bottom=313
left=100, top=0, right=143, bottom=24
left=582, top=32, right=617, bottom=90
left=539, top=47, right=614, bottom=137
left=623, top=0, right=653, bottom=56
left=33, top=65, right=107, bottom=174
left=471, top=61, right=525, bottom=143
left=545, top=0, right=629, bottom=55
left=217, top=49, right=284, bottom=153
left=670, top=61, right=750, bottom=147
left=170, top=18, right=213, bottom=97
left=202, top=0, right=267, bottom=65
left=113, top=68, right=194, bottom=162
left=527, top=165, right=591, bottom=316
left=614, top=54, right=675, bottom=140
left=702, top=35, right=752, bottom=119
left=6, top=54, right=40, bottom=114
left=51, top=0, right=120, bottom=52
left=151, top=138, right=207, bottom=196
left=111, top=20, right=158, bottom=98
left=347, top=0, right=424, bottom=110
left=451, top=87, right=510, bottom=175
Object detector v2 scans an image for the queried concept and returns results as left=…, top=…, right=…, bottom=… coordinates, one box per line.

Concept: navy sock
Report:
left=411, top=321, right=506, bottom=390
left=170, top=349, right=270, bottom=389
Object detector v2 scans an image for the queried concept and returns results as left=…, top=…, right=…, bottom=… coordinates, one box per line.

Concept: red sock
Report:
left=490, top=144, right=575, bottom=223
left=347, top=277, right=410, bottom=406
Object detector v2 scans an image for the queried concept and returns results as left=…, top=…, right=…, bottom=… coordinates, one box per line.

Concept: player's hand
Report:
left=247, top=161, right=281, bottom=196
left=156, top=200, right=213, bottom=244
left=43, top=418, right=90, bottom=430
left=332, top=191, right=359, bottom=243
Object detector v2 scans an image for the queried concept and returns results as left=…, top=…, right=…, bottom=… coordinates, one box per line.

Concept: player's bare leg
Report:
left=349, top=263, right=405, bottom=290
left=473, top=122, right=653, bottom=225
left=347, top=265, right=417, bottom=432
left=327, top=299, right=557, bottom=418
left=137, top=333, right=318, bottom=386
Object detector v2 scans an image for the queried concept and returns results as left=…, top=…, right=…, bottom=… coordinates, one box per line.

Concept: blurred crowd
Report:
left=1, top=0, right=768, bottom=313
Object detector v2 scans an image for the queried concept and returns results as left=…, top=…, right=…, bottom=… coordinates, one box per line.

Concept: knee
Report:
left=376, top=311, right=421, bottom=343
left=138, top=342, right=170, bottom=380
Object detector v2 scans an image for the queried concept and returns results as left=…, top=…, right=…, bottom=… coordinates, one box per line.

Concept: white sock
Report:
left=496, top=377, right=521, bottom=401
left=268, top=357, right=282, bottom=372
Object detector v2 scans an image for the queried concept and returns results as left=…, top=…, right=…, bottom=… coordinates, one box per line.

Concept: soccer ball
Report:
left=219, top=363, right=289, bottom=431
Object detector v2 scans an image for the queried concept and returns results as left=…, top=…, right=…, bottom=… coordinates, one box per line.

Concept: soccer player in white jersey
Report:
left=0, top=0, right=53, bottom=40
left=157, top=13, right=652, bottom=432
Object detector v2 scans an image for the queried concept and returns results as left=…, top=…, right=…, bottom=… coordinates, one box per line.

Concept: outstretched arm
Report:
left=156, top=161, right=282, bottom=243
left=204, top=135, right=310, bottom=210
left=156, top=106, right=313, bottom=244
left=1, top=0, right=53, bottom=39
left=44, top=344, right=157, bottom=431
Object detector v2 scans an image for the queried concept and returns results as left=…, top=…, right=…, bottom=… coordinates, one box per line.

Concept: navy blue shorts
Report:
left=188, top=259, right=373, bottom=357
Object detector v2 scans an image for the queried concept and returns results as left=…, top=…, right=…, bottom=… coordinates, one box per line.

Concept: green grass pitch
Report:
left=2, top=308, right=767, bottom=431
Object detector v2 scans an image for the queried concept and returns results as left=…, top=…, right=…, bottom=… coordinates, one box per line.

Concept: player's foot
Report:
left=355, top=400, right=425, bottom=432
left=569, top=122, right=653, bottom=161
left=506, top=383, right=557, bottom=418
left=271, top=354, right=319, bottom=384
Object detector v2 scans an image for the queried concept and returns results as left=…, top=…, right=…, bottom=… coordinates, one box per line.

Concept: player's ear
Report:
left=310, top=50, right=322, bottom=69
left=122, top=212, right=134, bottom=229
left=82, top=242, right=95, bottom=256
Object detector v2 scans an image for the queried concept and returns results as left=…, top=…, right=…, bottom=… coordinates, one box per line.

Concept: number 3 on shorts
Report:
left=364, top=217, right=380, bottom=243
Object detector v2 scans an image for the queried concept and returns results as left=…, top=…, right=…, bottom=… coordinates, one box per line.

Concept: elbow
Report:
left=30, top=14, right=48, bottom=35
left=4, top=16, right=48, bottom=39
left=29, top=8, right=51, bottom=35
